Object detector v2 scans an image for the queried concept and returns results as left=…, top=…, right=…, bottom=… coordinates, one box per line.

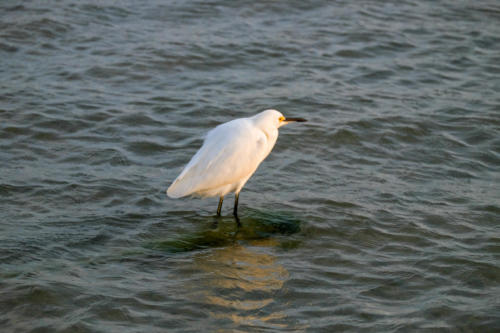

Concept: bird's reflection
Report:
left=192, top=238, right=289, bottom=329
left=150, top=210, right=304, bottom=329
left=148, top=208, right=301, bottom=252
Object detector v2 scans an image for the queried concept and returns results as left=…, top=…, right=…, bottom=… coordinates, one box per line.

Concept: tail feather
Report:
left=166, top=176, right=192, bottom=198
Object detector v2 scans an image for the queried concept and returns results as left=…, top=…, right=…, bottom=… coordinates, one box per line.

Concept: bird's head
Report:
left=254, top=109, right=307, bottom=130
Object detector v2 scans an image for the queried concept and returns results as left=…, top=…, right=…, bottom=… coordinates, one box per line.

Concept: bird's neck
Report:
left=252, top=119, right=276, bottom=140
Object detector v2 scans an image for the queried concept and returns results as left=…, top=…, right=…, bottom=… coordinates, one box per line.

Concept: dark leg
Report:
left=233, top=192, right=239, bottom=217
left=233, top=193, right=241, bottom=227
left=234, top=214, right=241, bottom=227
left=216, top=196, right=223, bottom=216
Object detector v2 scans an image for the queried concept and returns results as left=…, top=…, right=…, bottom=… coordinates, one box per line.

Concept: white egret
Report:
left=167, top=109, right=306, bottom=217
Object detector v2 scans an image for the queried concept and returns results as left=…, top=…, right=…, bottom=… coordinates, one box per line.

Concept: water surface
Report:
left=1, top=0, right=500, bottom=332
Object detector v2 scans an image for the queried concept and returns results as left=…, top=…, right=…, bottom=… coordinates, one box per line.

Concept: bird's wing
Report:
left=167, top=119, right=268, bottom=198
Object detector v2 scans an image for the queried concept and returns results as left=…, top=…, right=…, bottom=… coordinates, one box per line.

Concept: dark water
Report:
left=1, top=0, right=500, bottom=331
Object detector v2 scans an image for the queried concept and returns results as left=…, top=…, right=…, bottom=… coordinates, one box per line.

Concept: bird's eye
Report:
left=279, top=116, right=285, bottom=122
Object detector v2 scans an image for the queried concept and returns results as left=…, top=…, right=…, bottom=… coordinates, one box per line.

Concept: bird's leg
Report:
left=234, top=192, right=241, bottom=227
left=216, top=196, right=224, bottom=216
left=234, top=214, right=241, bottom=227
left=233, top=193, right=239, bottom=217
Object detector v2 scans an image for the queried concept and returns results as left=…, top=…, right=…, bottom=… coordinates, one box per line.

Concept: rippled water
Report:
left=1, top=0, right=500, bottom=332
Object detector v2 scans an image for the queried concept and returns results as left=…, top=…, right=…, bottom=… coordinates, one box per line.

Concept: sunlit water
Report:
left=1, top=0, right=499, bottom=332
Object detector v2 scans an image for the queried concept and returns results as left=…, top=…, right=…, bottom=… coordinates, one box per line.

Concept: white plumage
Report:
left=167, top=109, right=306, bottom=217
